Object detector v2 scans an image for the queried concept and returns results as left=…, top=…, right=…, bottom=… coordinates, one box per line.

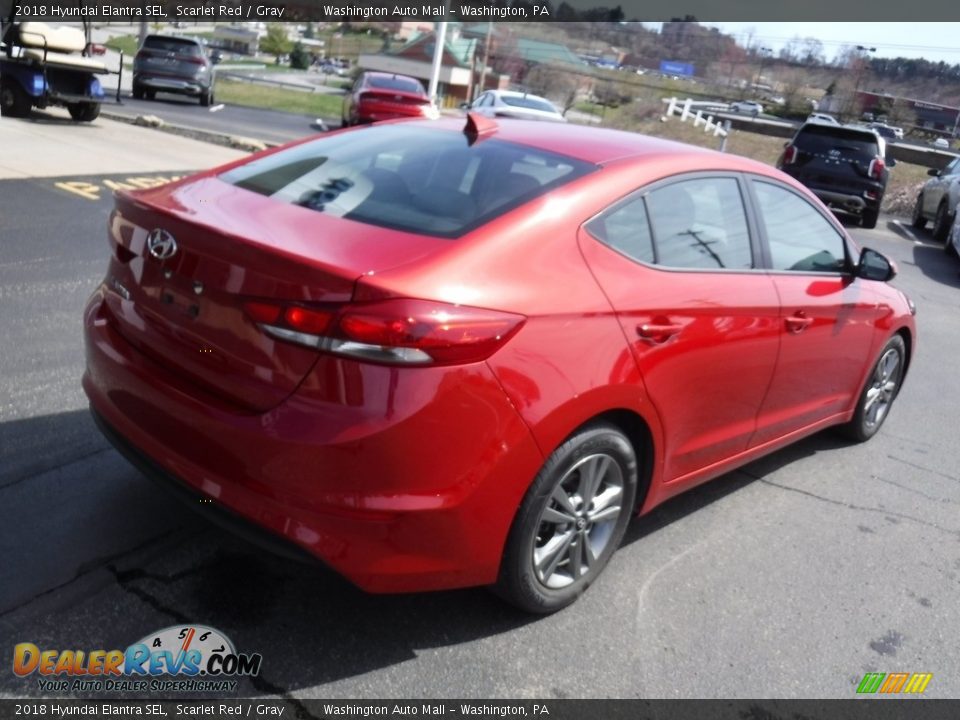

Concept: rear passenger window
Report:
left=753, top=182, right=847, bottom=273
left=585, top=196, right=655, bottom=264
left=647, top=178, right=752, bottom=270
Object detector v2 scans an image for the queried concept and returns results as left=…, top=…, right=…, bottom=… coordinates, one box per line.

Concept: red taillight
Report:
left=244, top=298, right=525, bottom=366
left=183, top=56, right=207, bottom=66
left=868, top=157, right=885, bottom=180
left=243, top=301, right=333, bottom=335
left=782, top=145, right=798, bottom=165
left=337, top=299, right=525, bottom=365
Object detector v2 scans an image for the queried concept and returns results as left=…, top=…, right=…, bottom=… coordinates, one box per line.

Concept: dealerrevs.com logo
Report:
left=13, top=625, right=262, bottom=694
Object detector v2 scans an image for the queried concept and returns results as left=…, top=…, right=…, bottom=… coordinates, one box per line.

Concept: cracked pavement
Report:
left=1, top=120, right=959, bottom=697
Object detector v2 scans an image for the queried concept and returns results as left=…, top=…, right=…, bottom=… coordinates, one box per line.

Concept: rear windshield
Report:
left=795, top=125, right=879, bottom=155
left=143, top=36, right=202, bottom=56
left=219, top=125, right=595, bottom=238
left=367, top=75, right=424, bottom=95
left=501, top=95, right=558, bottom=113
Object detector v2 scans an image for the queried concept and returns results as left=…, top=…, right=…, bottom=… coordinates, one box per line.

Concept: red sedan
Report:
left=341, top=71, right=439, bottom=126
left=83, top=115, right=916, bottom=613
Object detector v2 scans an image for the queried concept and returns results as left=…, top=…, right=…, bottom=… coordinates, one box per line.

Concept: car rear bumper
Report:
left=82, top=287, right=544, bottom=593
left=135, top=74, right=207, bottom=94
left=811, top=189, right=870, bottom=212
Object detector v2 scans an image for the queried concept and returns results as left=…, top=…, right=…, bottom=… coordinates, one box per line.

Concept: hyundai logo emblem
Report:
left=147, top=229, right=178, bottom=261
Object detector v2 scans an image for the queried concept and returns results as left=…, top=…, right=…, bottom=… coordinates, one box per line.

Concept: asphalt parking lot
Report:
left=1, top=112, right=959, bottom=700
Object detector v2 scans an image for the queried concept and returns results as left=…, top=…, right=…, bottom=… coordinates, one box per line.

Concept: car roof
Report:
left=399, top=117, right=775, bottom=170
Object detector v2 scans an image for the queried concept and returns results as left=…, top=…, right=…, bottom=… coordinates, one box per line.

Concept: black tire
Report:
left=200, top=89, right=212, bottom=106
left=67, top=102, right=100, bottom=122
left=840, top=335, right=906, bottom=443
left=145, top=90, right=156, bottom=101
left=132, top=83, right=144, bottom=100
left=932, top=202, right=952, bottom=243
left=494, top=423, right=638, bottom=614
left=0, top=78, right=32, bottom=118
left=861, top=208, right=879, bottom=229
left=911, top=194, right=927, bottom=229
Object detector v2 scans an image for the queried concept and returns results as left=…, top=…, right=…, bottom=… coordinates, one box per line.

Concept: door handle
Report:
left=785, top=313, right=813, bottom=334
left=637, top=322, right=683, bottom=343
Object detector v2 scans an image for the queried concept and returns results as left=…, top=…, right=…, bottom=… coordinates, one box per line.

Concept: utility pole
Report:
left=850, top=45, right=876, bottom=121
left=427, top=21, right=448, bottom=107
left=476, top=21, right=493, bottom=100
left=752, top=47, right=771, bottom=96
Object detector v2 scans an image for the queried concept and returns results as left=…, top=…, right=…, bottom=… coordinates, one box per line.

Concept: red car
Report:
left=341, top=71, right=438, bottom=126
left=83, top=115, right=916, bottom=613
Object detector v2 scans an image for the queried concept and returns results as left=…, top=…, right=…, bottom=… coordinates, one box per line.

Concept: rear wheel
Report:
left=933, top=202, right=952, bottom=242
left=495, top=423, right=638, bottom=613
left=132, top=83, right=145, bottom=100
left=861, top=207, right=879, bottom=229
left=0, top=78, right=31, bottom=118
left=911, top=194, right=927, bottom=229
left=840, top=335, right=906, bottom=442
left=145, top=89, right=156, bottom=101
left=67, top=102, right=100, bottom=122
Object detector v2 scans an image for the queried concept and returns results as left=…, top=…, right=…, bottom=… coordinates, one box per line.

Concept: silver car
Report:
left=912, top=155, right=960, bottom=241
left=468, top=90, right=566, bottom=123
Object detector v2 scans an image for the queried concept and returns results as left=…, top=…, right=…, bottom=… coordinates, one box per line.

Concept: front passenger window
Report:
left=753, top=182, right=847, bottom=273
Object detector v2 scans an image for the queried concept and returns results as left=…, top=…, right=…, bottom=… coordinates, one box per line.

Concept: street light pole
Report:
left=752, top=46, right=771, bottom=96
left=850, top=45, right=876, bottom=121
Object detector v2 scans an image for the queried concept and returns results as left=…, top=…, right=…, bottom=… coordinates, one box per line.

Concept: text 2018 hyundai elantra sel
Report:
left=84, top=114, right=915, bottom=613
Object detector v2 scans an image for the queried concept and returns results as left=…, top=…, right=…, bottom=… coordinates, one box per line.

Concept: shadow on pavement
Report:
left=912, top=242, right=960, bottom=288
left=0, top=413, right=858, bottom=694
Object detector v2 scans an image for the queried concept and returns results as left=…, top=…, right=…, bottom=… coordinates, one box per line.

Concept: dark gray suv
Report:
left=133, top=35, right=216, bottom=106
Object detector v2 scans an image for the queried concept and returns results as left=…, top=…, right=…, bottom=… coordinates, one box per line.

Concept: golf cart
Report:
left=0, top=2, right=122, bottom=121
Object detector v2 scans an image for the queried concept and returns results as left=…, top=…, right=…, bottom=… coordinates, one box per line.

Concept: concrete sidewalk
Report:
left=0, top=111, right=246, bottom=180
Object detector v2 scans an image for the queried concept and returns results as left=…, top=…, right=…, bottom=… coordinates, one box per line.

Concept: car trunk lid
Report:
left=105, top=175, right=447, bottom=412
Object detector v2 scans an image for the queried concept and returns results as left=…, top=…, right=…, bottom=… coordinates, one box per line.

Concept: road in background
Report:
left=1, top=112, right=959, bottom=699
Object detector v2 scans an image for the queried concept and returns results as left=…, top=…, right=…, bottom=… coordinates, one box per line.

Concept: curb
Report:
left=100, top=109, right=280, bottom=153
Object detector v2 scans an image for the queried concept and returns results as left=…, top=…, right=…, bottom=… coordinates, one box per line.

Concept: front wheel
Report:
left=200, top=89, right=213, bottom=106
left=840, top=335, right=906, bottom=442
left=67, top=102, right=100, bottom=122
left=494, top=423, right=638, bottom=613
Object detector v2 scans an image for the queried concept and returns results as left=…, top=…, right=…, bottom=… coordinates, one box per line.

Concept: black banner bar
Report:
left=2, top=700, right=960, bottom=720
left=4, top=0, right=960, bottom=21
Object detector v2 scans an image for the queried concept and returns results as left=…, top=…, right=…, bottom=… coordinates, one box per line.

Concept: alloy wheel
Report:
left=533, top=453, right=624, bottom=589
left=862, top=347, right=902, bottom=432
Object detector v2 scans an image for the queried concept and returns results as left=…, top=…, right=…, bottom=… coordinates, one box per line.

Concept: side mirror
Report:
left=928, top=168, right=941, bottom=177
left=857, top=247, right=896, bottom=282
left=459, top=102, right=470, bottom=110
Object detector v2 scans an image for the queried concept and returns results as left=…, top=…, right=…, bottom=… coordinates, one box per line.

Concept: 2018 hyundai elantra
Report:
left=83, top=114, right=916, bottom=613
